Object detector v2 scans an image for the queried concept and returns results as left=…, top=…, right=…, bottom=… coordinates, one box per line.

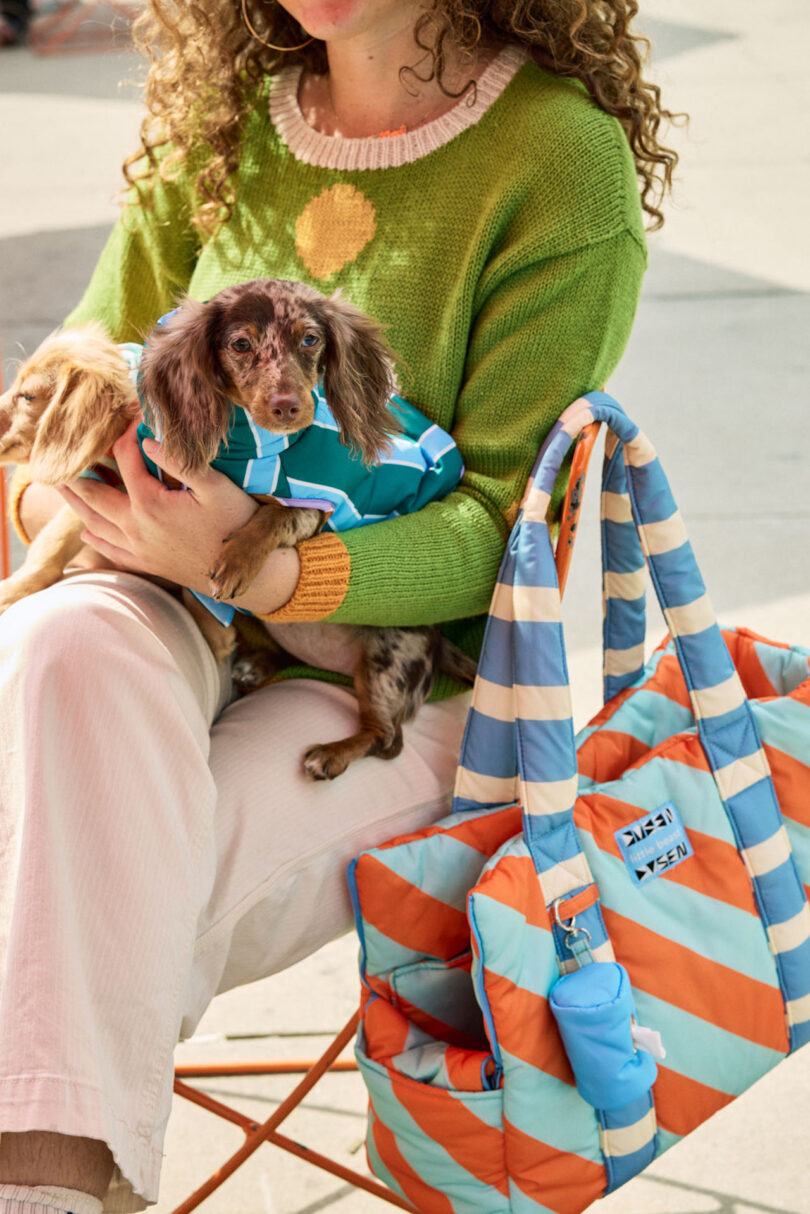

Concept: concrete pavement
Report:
left=1, top=2, right=809, bottom=1210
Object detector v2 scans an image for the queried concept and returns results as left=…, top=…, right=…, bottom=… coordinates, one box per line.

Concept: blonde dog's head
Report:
left=0, top=324, right=139, bottom=484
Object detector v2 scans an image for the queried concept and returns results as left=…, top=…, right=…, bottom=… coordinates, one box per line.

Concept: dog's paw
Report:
left=232, top=657, right=263, bottom=687
left=303, top=743, right=351, bottom=781
left=232, top=652, right=279, bottom=690
left=208, top=540, right=257, bottom=601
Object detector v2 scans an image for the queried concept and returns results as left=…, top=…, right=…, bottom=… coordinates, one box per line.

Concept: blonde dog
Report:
left=0, top=324, right=239, bottom=660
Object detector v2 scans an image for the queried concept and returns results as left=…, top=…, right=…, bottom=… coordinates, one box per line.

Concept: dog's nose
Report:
left=268, top=393, right=302, bottom=424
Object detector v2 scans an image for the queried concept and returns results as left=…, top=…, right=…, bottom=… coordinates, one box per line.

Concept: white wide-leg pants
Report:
left=0, top=573, right=470, bottom=1210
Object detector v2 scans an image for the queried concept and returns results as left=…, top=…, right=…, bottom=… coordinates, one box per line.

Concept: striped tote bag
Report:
left=348, top=391, right=810, bottom=1213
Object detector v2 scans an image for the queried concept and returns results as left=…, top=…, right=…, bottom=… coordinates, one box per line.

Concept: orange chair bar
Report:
left=172, top=1010, right=417, bottom=1213
left=0, top=467, right=10, bottom=579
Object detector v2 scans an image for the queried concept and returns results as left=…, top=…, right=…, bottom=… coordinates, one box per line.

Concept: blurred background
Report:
left=1, top=2, right=809, bottom=1211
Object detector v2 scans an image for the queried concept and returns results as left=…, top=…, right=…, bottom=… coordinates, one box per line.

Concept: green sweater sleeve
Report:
left=264, top=227, right=646, bottom=628
left=64, top=166, right=200, bottom=341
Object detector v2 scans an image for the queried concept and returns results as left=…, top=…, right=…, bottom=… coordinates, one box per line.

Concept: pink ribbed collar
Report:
left=269, top=43, right=529, bottom=171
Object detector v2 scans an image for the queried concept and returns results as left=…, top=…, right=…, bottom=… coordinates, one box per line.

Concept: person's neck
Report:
left=299, top=23, right=501, bottom=139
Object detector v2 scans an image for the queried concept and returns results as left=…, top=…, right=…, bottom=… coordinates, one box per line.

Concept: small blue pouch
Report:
left=549, top=961, right=657, bottom=1110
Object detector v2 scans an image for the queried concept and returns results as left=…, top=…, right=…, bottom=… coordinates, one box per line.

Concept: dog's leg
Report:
left=303, top=627, right=441, bottom=780
left=0, top=504, right=84, bottom=614
left=208, top=499, right=325, bottom=602
left=180, top=589, right=237, bottom=664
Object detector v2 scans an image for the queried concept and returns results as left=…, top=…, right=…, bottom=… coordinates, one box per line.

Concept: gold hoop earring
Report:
left=241, top=0, right=314, bottom=51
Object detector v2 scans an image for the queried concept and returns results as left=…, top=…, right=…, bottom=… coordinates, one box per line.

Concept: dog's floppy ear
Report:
left=316, top=293, right=399, bottom=466
left=139, top=297, right=231, bottom=475
left=29, top=352, right=139, bottom=485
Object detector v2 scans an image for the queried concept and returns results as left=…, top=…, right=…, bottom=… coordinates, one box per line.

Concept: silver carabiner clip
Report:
left=553, top=897, right=573, bottom=931
left=552, top=897, right=593, bottom=965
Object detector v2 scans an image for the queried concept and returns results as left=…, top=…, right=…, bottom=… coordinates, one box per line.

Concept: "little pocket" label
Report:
left=615, top=802, right=693, bottom=887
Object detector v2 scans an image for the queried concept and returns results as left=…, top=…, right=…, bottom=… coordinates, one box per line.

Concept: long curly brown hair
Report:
left=124, top=0, right=680, bottom=237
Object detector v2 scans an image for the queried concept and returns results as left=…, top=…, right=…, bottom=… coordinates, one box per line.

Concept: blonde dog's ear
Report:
left=29, top=357, right=138, bottom=485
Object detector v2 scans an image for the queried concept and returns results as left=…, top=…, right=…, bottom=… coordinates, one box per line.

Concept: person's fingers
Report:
left=58, top=482, right=129, bottom=544
left=111, top=420, right=171, bottom=508
left=78, top=529, right=143, bottom=572
left=140, top=435, right=217, bottom=498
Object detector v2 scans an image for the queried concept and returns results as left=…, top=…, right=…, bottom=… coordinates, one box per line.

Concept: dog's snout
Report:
left=268, top=393, right=302, bottom=423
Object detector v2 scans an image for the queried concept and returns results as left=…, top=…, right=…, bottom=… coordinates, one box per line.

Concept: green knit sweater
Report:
left=61, top=43, right=646, bottom=694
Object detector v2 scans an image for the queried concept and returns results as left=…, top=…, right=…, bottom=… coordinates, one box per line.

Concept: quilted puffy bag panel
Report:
left=349, top=393, right=810, bottom=1213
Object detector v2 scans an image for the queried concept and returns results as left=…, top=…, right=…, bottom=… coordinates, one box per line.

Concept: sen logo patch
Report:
left=615, top=801, right=693, bottom=887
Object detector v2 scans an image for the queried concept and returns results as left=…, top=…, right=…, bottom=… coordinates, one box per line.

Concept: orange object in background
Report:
left=0, top=467, right=9, bottom=579
left=556, top=421, right=599, bottom=597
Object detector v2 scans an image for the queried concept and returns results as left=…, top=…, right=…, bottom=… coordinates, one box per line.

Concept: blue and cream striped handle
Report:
left=454, top=391, right=750, bottom=821
left=453, top=395, right=595, bottom=827
left=588, top=426, right=674, bottom=704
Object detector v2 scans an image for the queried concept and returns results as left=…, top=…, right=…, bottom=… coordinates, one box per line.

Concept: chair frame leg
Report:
left=171, top=1010, right=417, bottom=1213
left=0, top=468, right=10, bottom=581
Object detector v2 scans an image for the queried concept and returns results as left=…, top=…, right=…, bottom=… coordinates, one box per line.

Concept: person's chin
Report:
left=289, top=0, right=418, bottom=45
left=282, top=0, right=363, bottom=39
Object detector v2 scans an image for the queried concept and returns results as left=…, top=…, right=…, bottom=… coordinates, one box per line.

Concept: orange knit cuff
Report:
left=7, top=464, right=33, bottom=546
left=257, top=531, right=350, bottom=623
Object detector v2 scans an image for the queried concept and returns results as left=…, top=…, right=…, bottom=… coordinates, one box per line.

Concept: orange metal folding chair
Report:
left=167, top=421, right=601, bottom=1213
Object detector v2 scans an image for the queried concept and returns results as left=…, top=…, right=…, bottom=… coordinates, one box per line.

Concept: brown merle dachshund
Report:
left=140, top=279, right=476, bottom=779
left=0, top=279, right=475, bottom=779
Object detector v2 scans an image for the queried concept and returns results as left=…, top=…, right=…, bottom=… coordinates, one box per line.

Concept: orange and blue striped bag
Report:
left=348, top=392, right=810, bottom=1213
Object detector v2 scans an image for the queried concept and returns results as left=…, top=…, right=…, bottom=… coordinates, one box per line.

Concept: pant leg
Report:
left=0, top=573, right=471, bottom=1211
left=179, top=677, right=471, bottom=1031
left=0, top=573, right=229, bottom=1209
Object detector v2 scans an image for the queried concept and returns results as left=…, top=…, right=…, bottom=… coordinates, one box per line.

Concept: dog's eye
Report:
left=230, top=337, right=252, bottom=353
left=300, top=333, right=320, bottom=349
left=17, top=392, right=35, bottom=403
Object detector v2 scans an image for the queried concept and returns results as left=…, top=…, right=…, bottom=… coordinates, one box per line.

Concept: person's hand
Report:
left=57, top=420, right=259, bottom=597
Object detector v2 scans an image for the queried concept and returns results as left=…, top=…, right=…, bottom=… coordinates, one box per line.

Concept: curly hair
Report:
left=124, top=0, right=680, bottom=237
